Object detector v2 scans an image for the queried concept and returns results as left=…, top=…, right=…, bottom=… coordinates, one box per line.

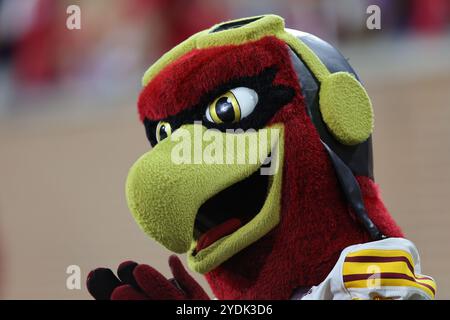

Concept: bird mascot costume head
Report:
left=87, top=15, right=437, bottom=300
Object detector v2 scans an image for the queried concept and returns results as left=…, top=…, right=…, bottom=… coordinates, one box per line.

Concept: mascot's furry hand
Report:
left=87, top=255, right=209, bottom=300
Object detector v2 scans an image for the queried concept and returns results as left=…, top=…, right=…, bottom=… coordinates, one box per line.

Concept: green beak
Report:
left=126, top=124, right=284, bottom=273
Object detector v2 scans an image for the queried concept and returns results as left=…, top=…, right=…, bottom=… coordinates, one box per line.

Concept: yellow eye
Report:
left=206, top=87, right=258, bottom=124
left=156, top=121, right=172, bottom=143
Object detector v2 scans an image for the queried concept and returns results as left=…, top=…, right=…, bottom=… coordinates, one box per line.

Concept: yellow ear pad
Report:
left=319, top=72, right=374, bottom=145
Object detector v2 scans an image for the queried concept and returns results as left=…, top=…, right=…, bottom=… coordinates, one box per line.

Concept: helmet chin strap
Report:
left=286, top=33, right=383, bottom=241
left=321, top=141, right=385, bottom=241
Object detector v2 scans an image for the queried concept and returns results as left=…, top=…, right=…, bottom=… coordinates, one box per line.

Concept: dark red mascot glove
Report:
left=87, top=255, right=209, bottom=300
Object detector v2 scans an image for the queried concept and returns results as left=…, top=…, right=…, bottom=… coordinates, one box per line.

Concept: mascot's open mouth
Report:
left=193, top=164, right=270, bottom=254
left=187, top=131, right=284, bottom=274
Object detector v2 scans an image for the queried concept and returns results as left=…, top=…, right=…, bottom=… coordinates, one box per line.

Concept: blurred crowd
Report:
left=0, top=0, right=449, bottom=116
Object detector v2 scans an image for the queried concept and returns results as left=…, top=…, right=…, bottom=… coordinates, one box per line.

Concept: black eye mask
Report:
left=143, top=67, right=295, bottom=147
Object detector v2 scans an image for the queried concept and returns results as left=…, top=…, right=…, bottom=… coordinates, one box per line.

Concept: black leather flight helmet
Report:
left=286, top=28, right=384, bottom=241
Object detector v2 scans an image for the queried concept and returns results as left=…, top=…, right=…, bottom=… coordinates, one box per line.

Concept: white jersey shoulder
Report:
left=300, top=238, right=436, bottom=300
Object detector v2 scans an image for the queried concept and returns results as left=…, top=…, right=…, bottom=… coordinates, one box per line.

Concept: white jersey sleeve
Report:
left=300, top=238, right=436, bottom=300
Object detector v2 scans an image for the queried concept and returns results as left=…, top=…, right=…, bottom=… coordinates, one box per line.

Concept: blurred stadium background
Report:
left=0, top=0, right=449, bottom=299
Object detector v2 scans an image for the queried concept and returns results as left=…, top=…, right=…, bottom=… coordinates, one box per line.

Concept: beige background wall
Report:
left=1, top=39, right=449, bottom=299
